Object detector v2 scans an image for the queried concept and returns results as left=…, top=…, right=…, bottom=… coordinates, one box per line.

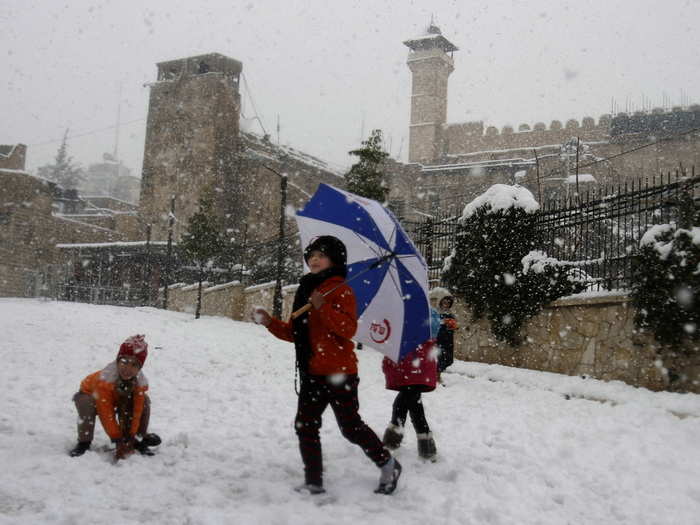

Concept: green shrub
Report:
left=631, top=224, right=699, bottom=348
left=442, top=185, right=585, bottom=345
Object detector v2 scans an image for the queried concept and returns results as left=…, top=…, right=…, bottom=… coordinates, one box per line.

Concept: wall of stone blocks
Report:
left=451, top=293, right=699, bottom=393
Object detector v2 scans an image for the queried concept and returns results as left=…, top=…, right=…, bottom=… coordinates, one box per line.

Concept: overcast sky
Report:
left=2, top=0, right=698, bottom=176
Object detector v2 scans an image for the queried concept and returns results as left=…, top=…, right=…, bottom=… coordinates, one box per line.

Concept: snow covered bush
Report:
left=442, top=184, right=586, bottom=345
left=630, top=223, right=699, bottom=349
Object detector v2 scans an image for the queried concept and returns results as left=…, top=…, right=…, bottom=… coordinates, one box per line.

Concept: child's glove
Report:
left=114, top=437, right=135, bottom=461
left=444, top=318, right=458, bottom=331
left=251, top=308, right=271, bottom=326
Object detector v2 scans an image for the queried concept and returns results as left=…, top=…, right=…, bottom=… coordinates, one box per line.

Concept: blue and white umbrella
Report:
left=295, top=183, right=430, bottom=363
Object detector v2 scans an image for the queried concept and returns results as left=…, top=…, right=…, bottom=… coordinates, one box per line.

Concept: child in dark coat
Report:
left=381, top=307, right=440, bottom=460
left=436, top=295, right=458, bottom=383
left=253, top=236, right=401, bottom=495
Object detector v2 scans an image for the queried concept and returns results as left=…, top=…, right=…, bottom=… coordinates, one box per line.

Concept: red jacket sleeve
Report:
left=316, top=284, right=357, bottom=339
left=267, top=317, right=295, bottom=342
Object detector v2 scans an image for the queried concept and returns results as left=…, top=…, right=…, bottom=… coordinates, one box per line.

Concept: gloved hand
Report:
left=310, top=290, right=325, bottom=309
left=444, top=318, right=458, bottom=331
left=114, top=436, right=135, bottom=461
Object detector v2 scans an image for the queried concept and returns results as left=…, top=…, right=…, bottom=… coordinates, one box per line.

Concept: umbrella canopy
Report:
left=295, top=183, right=430, bottom=363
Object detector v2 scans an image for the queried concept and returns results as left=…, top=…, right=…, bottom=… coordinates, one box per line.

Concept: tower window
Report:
left=198, top=61, right=210, bottom=74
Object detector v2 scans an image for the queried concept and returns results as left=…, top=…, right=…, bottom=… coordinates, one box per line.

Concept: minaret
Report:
left=404, top=23, right=458, bottom=164
left=139, top=53, right=242, bottom=241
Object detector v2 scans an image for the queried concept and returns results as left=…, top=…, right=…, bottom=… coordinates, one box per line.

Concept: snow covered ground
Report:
left=1, top=298, right=699, bottom=525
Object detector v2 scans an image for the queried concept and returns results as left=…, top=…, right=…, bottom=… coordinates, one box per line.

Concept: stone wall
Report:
left=0, top=144, right=26, bottom=170
left=167, top=280, right=298, bottom=321
left=452, top=293, right=700, bottom=393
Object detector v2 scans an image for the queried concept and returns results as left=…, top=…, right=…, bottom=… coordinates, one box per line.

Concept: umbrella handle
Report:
left=290, top=302, right=312, bottom=320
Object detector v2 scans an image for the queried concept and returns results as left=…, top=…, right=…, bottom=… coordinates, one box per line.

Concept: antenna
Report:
left=276, top=114, right=280, bottom=145
left=114, top=81, right=122, bottom=160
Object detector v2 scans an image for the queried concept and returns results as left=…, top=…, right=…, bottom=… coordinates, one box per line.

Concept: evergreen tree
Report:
left=345, top=129, right=389, bottom=202
left=443, top=187, right=585, bottom=345
left=37, top=129, right=85, bottom=189
left=180, top=193, right=227, bottom=319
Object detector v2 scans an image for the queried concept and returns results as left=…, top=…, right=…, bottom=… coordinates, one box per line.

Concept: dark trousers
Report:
left=391, top=386, right=431, bottom=435
left=73, top=391, right=150, bottom=443
left=295, top=374, right=389, bottom=486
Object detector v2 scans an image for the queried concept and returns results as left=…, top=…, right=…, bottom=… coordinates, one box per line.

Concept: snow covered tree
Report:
left=345, top=129, right=389, bottom=202
left=180, top=193, right=227, bottom=319
left=442, top=185, right=585, bottom=345
left=631, top=222, right=699, bottom=349
left=36, top=129, right=85, bottom=189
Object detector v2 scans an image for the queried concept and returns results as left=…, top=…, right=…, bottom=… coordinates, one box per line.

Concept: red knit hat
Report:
left=117, top=334, right=148, bottom=367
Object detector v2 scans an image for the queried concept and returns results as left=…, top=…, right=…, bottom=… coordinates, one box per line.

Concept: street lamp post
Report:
left=243, top=149, right=289, bottom=318
left=273, top=173, right=288, bottom=318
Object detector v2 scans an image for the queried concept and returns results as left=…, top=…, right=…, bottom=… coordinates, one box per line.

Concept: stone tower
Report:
left=404, top=24, right=458, bottom=164
left=139, top=53, right=243, bottom=241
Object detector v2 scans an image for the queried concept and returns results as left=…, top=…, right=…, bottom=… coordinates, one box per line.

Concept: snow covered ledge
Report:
left=451, top=291, right=700, bottom=393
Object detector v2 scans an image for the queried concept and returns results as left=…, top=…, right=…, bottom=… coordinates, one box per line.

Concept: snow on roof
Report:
left=462, top=184, right=539, bottom=220
left=564, top=174, right=596, bottom=184
left=56, top=241, right=173, bottom=249
left=514, top=170, right=528, bottom=179
left=242, top=132, right=345, bottom=177
left=204, top=281, right=242, bottom=294
left=422, top=158, right=535, bottom=173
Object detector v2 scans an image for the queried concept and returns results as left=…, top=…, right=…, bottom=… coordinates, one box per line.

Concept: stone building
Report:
left=0, top=147, right=129, bottom=297
left=388, top=24, right=700, bottom=220
left=0, top=52, right=345, bottom=299
left=79, top=153, right=140, bottom=204
left=138, top=52, right=342, bottom=245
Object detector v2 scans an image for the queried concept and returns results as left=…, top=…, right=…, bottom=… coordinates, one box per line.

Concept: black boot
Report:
left=375, top=458, right=402, bottom=495
left=417, top=432, right=437, bottom=461
left=69, top=441, right=91, bottom=457
left=382, top=424, right=403, bottom=450
left=141, top=433, right=161, bottom=447
left=135, top=433, right=161, bottom=456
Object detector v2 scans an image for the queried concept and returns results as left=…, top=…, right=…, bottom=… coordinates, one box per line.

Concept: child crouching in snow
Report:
left=69, top=334, right=161, bottom=460
left=252, top=235, right=401, bottom=495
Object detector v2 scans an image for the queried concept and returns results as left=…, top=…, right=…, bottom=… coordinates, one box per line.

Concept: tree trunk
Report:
left=196, top=269, right=203, bottom=319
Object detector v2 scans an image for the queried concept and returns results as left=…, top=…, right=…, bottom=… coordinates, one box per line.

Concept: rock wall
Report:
left=452, top=293, right=699, bottom=393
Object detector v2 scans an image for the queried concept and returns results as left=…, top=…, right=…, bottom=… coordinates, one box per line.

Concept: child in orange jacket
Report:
left=253, top=236, right=401, bottom=495
left=69, top=335, right=160, bottom=460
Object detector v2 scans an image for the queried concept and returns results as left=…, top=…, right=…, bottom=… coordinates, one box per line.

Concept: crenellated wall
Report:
left=443, top=114, right=611, bottom=157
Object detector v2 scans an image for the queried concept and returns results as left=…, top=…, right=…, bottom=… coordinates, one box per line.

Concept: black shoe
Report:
left=294, top=483, right=326, bottom=495
left=134, top=439, right=155, bottom=456
left=69, top=441, right=91, bottom=457
left=141, top=433, right=161, bottom=447
left=375, top=458, right=402, bottom=495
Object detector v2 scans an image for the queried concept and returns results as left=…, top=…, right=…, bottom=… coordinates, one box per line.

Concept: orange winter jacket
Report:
left=80, top=362, right=149, bottom=440
left=267, top=275, right=358, bottom=376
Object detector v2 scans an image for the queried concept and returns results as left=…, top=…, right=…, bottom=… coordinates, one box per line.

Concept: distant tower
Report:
left=404, top=23, right=458, bottom=164
left=139, top=53, right=242, bottom=240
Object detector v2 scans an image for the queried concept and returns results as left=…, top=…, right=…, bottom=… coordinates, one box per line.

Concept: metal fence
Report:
left=403, top=213, right=459, bottom=286
left=537, top=170, right=698, bottom=291
left=402, top=170, right=698, bottom=291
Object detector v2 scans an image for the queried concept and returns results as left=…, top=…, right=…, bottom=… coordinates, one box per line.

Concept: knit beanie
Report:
left=117, top=334, right=148, bottom=367
left=304, top=236, right=347, bottom=269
